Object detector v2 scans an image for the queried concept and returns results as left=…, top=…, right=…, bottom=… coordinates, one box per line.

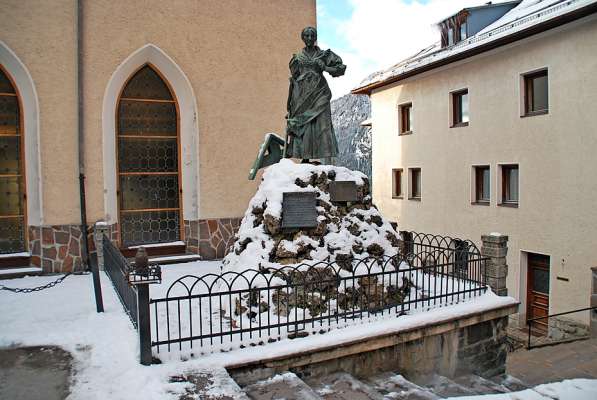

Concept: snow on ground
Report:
left=0, top=268, right=239, bottom=400
left=449, top=379, right=597, bottom=400
left=2, top=262, right=595, bottom=399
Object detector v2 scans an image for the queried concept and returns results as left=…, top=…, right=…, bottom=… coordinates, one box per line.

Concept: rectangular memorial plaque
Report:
left=329, top=181, right=358, bottom=203
left=281, top=192, right=318, bottom=230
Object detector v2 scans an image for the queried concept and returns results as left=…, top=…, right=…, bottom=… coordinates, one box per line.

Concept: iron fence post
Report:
left=137, top=283, right=152, bottom=365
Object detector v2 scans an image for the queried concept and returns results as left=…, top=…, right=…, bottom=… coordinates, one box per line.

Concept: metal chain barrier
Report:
left=0, top=273, right=74, bottom=293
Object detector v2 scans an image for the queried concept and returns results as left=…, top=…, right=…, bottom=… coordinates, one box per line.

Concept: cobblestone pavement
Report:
left=0, top=346, right=72, bottom=400
left=507, top=337, right=597, bottom=386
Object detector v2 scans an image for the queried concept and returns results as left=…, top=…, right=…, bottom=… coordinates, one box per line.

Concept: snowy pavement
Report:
left=0, top=268, right=243, bottom=400
left=1, top=262, right=596, bottom=399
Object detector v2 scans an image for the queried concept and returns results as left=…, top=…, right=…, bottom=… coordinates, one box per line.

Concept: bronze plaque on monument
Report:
left=329, top=181, right=358, bottom=203
left=281, top=192, right=318, bottom=230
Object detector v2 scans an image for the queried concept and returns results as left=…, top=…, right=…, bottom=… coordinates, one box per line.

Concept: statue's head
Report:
left=301, top=26, right=317, bottom=47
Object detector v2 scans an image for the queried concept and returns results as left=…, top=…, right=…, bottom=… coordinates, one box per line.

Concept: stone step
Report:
left=0, top=253, right=31, bottom=268
left=129, top=253, right=202, bottom=266
left=235, top=371, right=528, bottom=400
left=452, top=374, right=511, bottom=394
left=0, top=266, right=43, bottom=280
left=244, top=372, right=323, bottom=400
left=411, top=375, right=478, bottom=398
left=305, top=372, right=385, bottom=400
left=366, top=372, right=439, bottom=400
left=490, top=374, right=530, bottom=392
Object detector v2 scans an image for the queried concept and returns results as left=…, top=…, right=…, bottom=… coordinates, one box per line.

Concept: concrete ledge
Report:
left=227, top=299, right=519, bottom=379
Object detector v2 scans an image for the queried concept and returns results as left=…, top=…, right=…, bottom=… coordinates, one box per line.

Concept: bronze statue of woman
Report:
left=285, top=26, right=346, bottom=163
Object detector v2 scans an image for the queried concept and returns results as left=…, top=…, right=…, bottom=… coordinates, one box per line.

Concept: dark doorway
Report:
left=527, top=253, right=550, bottom=335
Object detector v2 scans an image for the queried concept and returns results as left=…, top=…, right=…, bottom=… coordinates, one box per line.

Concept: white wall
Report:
left=370, top=17, right=597, bottom=322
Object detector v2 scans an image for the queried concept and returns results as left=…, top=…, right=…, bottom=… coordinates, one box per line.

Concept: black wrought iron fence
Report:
left=150, top=246, right=488, bottom=356
left=103, top=235, right=138, bottom=328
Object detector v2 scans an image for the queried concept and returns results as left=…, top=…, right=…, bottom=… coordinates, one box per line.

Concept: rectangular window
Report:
left=399, top=103, right=412, bottom=134
left=501, top=164, right=519, bottom=205
left=452, top=89, right=469, bottom=127
left=524, top=70, right=548, bottom=115
left=409, top=168, right=421, bottom=200
left=448, top=28, right=454, bottom=46
left=460, top=22, right=467, bottom=40
left=474, top=166, right=490, bottom=204
left=392, top=169, right=403, bottom=198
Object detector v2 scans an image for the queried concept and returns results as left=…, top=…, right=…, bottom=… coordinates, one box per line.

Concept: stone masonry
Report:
left=481, top=234, right=509, bottom=296
left=229, top=304, right=516, bottom=386
left=28, top=225, right=92, bottom=273
left=185, top=218, right=241, bottom=260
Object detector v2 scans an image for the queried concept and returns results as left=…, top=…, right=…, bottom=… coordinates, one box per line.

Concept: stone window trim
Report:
left=398, top=102, right=413, bottom=135
left=392, top=168, right=403, bottom=199
left=521, top=67, right=549, bottom=117
left=498, top=163, right=519, bottom=208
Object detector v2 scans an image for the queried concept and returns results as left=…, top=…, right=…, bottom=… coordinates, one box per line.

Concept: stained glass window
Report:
left=0, top=67, right=25, bottom=254
left=117, top=65, right=181, bottom=247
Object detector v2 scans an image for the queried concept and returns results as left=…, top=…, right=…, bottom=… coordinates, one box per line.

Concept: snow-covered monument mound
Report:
left=223, top=159, right=402, bottom=273
left=218, top=160, right=416, bottom=328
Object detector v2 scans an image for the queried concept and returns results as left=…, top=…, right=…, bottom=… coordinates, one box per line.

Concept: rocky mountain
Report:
left=331, top=94, right=372, bottom=180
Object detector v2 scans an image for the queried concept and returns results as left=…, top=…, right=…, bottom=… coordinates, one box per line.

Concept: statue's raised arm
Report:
left=285, top=27, right=346, bottom=163
left=248, top=27, right=346, bottom=180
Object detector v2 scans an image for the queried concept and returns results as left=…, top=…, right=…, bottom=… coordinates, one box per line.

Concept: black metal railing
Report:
left=527, top=306, right=597, bottom=349
left=401, top=231, right=479, bottom=260
left=150, top=245, right=488, bottom=356
left=103, top=235, right=139, bottom=328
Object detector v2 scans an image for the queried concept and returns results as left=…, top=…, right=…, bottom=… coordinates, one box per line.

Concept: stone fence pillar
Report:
left=94, top=223, right=110, bottom=271
left=481, top=234, right=509, bottom=296
left=590, top=267, right=597, bottom=338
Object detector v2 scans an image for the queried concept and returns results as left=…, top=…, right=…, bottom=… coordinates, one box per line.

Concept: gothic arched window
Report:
left=117, top=65, right=181, bottom=247
left=0, top=66, right=26, bottom=254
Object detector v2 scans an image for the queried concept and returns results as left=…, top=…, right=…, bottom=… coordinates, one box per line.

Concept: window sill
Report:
left=471, top=201, right=490, bottom=206
left=392, top=195, right=403, bottom=199
left=450, top=122, right=469, bottom=128
left=398, top=131, right=413, bottom=136
left=498, top=202, right=518, bottom=208
left=521, top=109, right=548, bottom=118
left=408, top=197, right=421, bottom=201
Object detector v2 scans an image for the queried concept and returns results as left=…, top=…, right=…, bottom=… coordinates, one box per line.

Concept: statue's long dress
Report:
left=286, top=47, right=346, bottom=160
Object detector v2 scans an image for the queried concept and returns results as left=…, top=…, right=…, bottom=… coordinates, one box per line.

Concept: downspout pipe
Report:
left=76, top=0, right=90, bottom=272
left=77, top=0, right=104, bottom=312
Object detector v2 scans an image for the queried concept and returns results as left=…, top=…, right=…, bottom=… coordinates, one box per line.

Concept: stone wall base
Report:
left=32, top=218, right=240, bottom=272
left=228, top=304, right=516, bottom=386
left=548, top=316, right=590, bottom=341
left=28, top=225, right=93, bottom=273
left=185, top=218, right=241, bottom=259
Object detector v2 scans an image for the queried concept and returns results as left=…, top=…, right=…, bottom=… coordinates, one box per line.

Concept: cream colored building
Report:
left=353, top=0, right=597, bottom=329
left=0, top=0, right=315, bottom=272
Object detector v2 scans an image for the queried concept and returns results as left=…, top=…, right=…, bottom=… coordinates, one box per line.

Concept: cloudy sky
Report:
left=316, top=0, right=509, bottom=99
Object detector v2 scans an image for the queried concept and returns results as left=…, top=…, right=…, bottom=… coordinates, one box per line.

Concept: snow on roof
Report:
left=353, top=0, right=597, bottom=93
left=434, top=0, right=521, bottom=25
